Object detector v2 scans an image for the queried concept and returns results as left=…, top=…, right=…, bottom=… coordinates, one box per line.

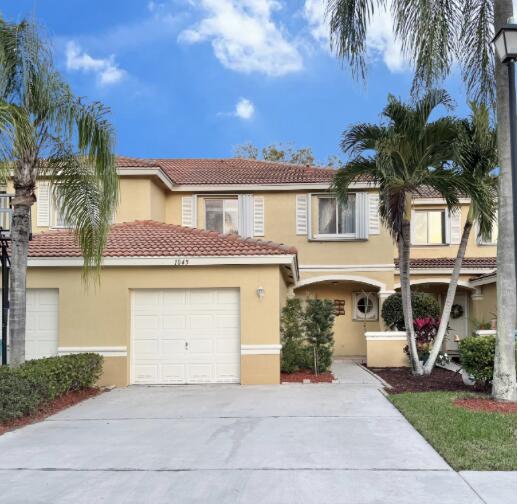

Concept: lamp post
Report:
left=492, top=22, right=517, bottom=272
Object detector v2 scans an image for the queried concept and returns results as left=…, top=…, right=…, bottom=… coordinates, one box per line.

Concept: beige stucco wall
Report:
left=26, top=264, right=285, bottom=386
left=471, top=283, right=497, bottom=329
left=367, top=339, right=409, bottom=367
left=115, top=177, right=166, bottom=223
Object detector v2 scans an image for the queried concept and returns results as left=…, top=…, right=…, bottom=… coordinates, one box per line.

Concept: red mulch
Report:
left=0, top=387, right=104, bottom=436
left=454, top=397, right=517, bottom=414
left=366, top=366, right=479, bottom=394
left=281, top=370, right=334, bottom=383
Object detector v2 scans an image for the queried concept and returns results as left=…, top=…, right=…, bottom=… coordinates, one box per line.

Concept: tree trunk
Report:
left=423, top=216, right=473, bottom=374
left=492, top=0, right=517, bottom=402
left=399, top=194, right=423, bottom=374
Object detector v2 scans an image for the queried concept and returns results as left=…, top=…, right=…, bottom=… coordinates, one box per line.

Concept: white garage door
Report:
left=2, top=288, right=59, bottom=361
left=132, top=288, right=240, bottom=384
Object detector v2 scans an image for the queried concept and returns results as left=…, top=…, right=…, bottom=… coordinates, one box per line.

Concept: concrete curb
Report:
left=355, top=363, right=394, bottom=390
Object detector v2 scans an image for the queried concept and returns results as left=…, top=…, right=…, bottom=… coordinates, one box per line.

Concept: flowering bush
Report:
left=404, top=317, right=441, bottom=361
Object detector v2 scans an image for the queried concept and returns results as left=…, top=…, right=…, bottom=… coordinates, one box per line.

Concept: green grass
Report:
left=389, top=391, right=517, bottom=471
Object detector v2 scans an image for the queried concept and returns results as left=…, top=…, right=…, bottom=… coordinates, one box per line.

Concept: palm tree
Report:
left=332, top=90, right=465, bottom=375
left=423, top=102, right=498, bottom=374
left=0, top=20, right=119, bottom=365
left=326, top=0, right=515, bottom=401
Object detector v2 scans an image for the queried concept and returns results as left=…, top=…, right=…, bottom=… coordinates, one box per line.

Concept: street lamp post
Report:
left=492, top=22, right=517, bottom=273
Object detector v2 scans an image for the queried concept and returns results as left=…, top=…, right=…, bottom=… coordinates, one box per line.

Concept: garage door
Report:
left=132, top=288, right=240, bottom=384
left=1, top=288, right=59, bottom=361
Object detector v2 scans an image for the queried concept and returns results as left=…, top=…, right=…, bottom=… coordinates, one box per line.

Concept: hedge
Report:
left=459, top=335, right=495, bottom=386
left=0, top=353, right=103, bottom=423
left=381, top=292, right=441, bottom=330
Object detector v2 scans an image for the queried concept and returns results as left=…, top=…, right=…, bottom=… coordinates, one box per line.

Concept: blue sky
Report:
left=4, top=0, right=470, bottom=164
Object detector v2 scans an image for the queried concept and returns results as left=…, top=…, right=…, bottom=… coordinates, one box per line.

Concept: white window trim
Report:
left=203, top=195, right=239, bottom=235
left=352, top=292, right=379, bottom=321
left=313, top=193, right=359, bottom=241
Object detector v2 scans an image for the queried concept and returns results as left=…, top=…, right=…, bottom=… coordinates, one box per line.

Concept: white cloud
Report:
left=178, top=0, right=303, bottom=76
left=65, top=41, right=126, bottom=85
left=234, top=98, right=255, bottom=119
left=303, top=0, right=408, bottom=73
left=303, top=0, right=329, bottom=47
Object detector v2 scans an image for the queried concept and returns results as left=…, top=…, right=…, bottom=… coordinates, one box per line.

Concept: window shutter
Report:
left=355, top=192, right=369, bottom=239
left=449, top=208, right=462, bottom=244
left=253, top=196, right=264, bottom=237
left=37, top=182, right=50, bottom=227
left=181, top=196, right=195, bottom=227
left=295, top=194, right=308, bottom=235
left=368, top=192, right=380, bottom=235
left=238, top=194, right=254, bottom=238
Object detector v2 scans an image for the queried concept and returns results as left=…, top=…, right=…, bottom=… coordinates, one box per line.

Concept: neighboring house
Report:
left=3, top=157, right=497, bottom=385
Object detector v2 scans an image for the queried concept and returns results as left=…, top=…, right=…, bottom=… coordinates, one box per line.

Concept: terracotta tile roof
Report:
left=395, top=257, right=496, bottom=269
left=28, top=221, right=297, bottom=258
left=412, top=186, right=443, bottom=198
left=116, top=156, right=350, bottom=185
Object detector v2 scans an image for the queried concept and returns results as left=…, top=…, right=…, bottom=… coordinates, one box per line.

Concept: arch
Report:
left=295, top=274, right=387, bottom=291
left=393, top=279, right=475, bottom=290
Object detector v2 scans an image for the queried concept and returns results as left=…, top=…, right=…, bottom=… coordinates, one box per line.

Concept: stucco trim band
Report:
left=365, top=331, right=406, bottom=341
left=58, top=346, right=128, bottom=357
left=241, top=344, right=282, bottom=355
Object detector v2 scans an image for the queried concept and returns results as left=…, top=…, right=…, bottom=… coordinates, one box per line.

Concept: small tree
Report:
left=280, top=298, right=305, bottom=373
left=381, top=292, right=441, bottom=331
left=304, top=299, right=335, bottom=374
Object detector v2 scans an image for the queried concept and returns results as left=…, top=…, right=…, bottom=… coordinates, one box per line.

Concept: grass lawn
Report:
left=389, top=391, right=517, bottom=471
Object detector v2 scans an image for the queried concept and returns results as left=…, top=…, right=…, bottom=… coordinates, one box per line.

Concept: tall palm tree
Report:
left=333, top=90, right=465, bottom=375
left=326, top=0, right=516, bottom=401
left=0, top=20, right=119, bottom=365
left=423, top=102, right=498, bottom=374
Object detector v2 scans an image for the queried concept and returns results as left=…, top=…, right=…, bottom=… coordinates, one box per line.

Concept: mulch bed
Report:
left=281, top=370, right=334, bottom=383
left=367, top=366, right=478, bottom=394
left=454, top=397, right=517, bottom=414
left=0, top=387, right=104, bottom=436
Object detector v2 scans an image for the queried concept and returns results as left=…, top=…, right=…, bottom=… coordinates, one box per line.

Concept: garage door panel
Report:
left=132, top=288, right=240, bottom=384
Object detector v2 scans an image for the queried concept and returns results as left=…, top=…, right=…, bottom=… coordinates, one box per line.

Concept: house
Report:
left=6, top=157, right=497, bottom=385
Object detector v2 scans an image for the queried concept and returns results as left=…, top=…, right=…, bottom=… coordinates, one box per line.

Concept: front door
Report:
left=446, top=292, right=468, bottom=352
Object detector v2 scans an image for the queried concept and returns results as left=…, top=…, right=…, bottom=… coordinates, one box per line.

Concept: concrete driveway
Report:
left=0, top=361, right=514, bottom=503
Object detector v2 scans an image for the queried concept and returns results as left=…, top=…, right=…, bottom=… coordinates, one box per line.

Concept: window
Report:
left=353, top=293, right=378, bottom=321
left=413, top=210, right=446, bottom=245
left=478, top=215, right=498, bottom=245
left=51, top=193, right=72, bottom=228
left=205, top=198, right=238, bottom=235
left=317, top=195, right=356, bottom=236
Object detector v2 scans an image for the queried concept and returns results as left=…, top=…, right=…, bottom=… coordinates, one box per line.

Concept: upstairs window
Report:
left=478, top=214, right=498, bottom=245
left=205, top=198, right=238, bottom=235
left=412, top=210, right=446, bottom=245
left=317, top=195, right=356, bottom=237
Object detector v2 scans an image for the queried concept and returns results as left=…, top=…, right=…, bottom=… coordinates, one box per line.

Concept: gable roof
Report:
left=28, top=221, right=297, bottom=258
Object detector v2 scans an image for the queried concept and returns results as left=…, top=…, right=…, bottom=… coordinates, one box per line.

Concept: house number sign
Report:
left=173, top=258, right=190, bottom=266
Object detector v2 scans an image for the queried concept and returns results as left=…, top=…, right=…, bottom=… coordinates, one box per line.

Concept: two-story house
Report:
left=9, top=157, right=497, bottom=385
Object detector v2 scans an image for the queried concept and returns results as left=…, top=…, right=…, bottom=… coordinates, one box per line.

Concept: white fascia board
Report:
left=117, top=168, right=175, bottom=190
left=299, top=264, right=395, bottom=272
left=170, top=182, right=376, bottom=192
left=412, top=198, right=471, bottom=205
left=469, top=273, right=496, bottom=287
left=28, top=254, right=297, bottom=268
left=365, top=331, right=406, bottom=341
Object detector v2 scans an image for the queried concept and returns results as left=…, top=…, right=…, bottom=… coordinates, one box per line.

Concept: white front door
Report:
left=446, top=292, right=469, bottom=352
left=132, top=288, right=240, bottom=384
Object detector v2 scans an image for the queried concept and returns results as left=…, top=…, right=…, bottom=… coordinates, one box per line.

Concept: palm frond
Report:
left=340, top=123, right=386, bottom=155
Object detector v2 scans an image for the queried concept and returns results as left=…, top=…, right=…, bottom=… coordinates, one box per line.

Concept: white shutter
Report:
left=253, top=196, right=265, bottom=237
left=295, top=194, right=308, bottom=235
left=449, top=208, right=462, bottom=244
left=181, top=196, right=195, bottom=227
left=355, top=192, right=369, bottom=239
left=238, top=194, right=253, bottom=238
left=37, top=182, right=50, bottom=227
left=368, top=192, right=380, bottom=235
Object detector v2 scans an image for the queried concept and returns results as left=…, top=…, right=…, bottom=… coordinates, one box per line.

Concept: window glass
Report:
left=357, top=295, right=374, bottom=314
left=205, top=198, right=238, bottom=234
left=414, top=210, right=445, bottom=245
left=318, top=195, right=356, bottom=235
left=318, top=198, right=336, bottom=234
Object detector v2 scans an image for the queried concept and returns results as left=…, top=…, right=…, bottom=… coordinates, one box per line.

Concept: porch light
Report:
left=256, top=287, right=265, bottom=301
left=492, top=24, right=517, bottom=63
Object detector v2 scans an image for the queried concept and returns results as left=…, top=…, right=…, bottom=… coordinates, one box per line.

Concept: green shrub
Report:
left=0, top=353, right=103, bottom=423
left=381, top=292, right=441, bottom=330
left=281, top=338, right=304, bottom=373
left=459, top=335, right=495, bottom=386
left=280, top=298, right=305, bottom=373
left=304, top=299, right=335, bottom=374
left=302, top=345, right=333, bottom=373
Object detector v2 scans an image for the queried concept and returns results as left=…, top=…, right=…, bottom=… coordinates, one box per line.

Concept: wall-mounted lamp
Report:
left=454, top=335, right=461, bottom=343
left=256, top=287, right=265, bottom=302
